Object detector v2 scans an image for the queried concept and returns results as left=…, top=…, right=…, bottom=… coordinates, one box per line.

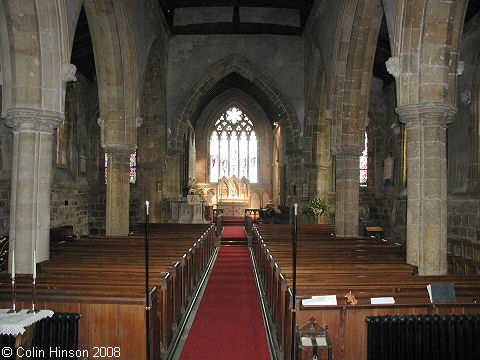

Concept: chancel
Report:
left=1, top=0, right=480, bottom=359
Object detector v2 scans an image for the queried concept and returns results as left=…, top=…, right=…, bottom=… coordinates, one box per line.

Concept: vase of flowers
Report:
left=303, top=194, right=330, bottom=221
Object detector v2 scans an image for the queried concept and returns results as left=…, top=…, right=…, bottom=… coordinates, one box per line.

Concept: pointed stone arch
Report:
left=329, top=0, right=384, bottom=237
left=330, top=0, right=384, bottom=153
left=169, top=54, right=300, bottom=152
left=0, top=0, right=69, bottom=117
left=83, top=0, right=139, bottom=149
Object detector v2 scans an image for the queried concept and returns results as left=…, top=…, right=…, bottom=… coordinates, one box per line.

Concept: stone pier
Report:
left=6, top=109, right=62, bottom=273
left=335, top=146, right=362, bottom=236
left=397, top=103, right=456, bottom=275
left=105, top=146, right=133, bottom=236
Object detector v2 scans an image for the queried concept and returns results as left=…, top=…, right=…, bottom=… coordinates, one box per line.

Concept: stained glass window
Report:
left=129, top=152, right=136, bottom=183
left=104, top=151, right=136, bottom=184
left=209, top=107, right=257, bottom=183
left=359, top=131, right=368, bottom=186
left=210, top=133, right=219, bottom=182
left=104, top=152, right=109, bottom=184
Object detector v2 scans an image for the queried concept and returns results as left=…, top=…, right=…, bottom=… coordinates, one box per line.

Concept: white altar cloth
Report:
left=0, top=309, right=54, bottom=335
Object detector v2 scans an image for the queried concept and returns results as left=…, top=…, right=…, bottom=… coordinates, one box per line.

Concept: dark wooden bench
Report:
left=252, top=223, right=480, bottom=360
left=0, top=223, right=215, bottom=358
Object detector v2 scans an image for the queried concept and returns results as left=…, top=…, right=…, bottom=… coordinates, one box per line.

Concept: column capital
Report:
left=103, top=143, right=136, bottom=156
left=396, top=103, right=457, bottom=127
left=3, top=108, right=64, bottom=134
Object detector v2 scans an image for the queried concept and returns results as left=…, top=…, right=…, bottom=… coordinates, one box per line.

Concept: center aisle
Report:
left=178, top=228, right=270, bottom=360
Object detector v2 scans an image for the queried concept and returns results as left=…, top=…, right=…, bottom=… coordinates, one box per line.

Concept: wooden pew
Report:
left=0, top=223, right=215, bottom=359
left=252, top=224, right=480, bottom=360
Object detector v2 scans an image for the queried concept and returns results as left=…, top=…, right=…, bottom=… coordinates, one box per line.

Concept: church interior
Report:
left=1, top=0, right=480, bottom=359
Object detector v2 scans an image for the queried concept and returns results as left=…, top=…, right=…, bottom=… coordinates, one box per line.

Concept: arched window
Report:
left=359, top=131, right=368, bottom=186
left=104, top=151, right=136, bottom=184
left=210, top=107, right=257, bottom=183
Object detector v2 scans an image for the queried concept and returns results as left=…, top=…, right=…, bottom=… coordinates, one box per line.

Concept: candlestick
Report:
left=7, top=277, right=17, bottom=313
left=27, top=278, right=39, bottom=314
left=11, top=248, right=15, bottom=280
left=33, top=250, right=36, bottom=280
left=8, top=245, right=18, bottom=313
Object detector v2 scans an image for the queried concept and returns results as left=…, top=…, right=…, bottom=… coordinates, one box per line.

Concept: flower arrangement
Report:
left=303, top=194, right=329, bottom=217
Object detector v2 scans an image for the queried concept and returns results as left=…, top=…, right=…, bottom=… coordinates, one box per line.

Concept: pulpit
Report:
left=169, top=196, right=206, bottom=223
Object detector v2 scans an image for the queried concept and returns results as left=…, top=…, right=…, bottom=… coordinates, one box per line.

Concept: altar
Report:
left=218, top=201, right=248, bottom=217
left=216, top=176, right=250, bottom=217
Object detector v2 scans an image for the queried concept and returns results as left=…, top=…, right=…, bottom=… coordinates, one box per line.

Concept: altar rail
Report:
left=0, top=223, right=215, bottom=359
left=252, top=224, right=480, bottom=360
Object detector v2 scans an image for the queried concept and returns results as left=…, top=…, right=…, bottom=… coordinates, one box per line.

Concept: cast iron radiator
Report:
left=0, top=334, right=15, bottom=359
left=32, top=312, right=81, bottom=359
left=366, top=314, right=480, bottom=360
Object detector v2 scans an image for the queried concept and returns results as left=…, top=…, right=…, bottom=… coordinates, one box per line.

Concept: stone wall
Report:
left=88, top=183, right=143, bottom=234
left=357, top=79, right=407, bottom=243
left=88, top=183, right=106, bottom=235
left=51, top=72, right=99, bottom=235
left=50, top=184, right=89, bottom=235
left=448, top=14, right=480, bottom=193
left=167, top=34, right=304, bottom=129
left=130, top=184, right=143, bottom=226
left=448, top=196, right=480, bottom=243
left=370, top=191, right=407, bottom=244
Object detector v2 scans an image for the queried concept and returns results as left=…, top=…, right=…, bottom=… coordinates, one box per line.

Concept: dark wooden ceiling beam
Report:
left=161, top=0, right=310, bottom=10
left=172, top=22, right=300, bottom=36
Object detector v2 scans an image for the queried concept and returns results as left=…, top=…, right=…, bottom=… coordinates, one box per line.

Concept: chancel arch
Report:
left=194, top=88, right=274, bottom=211
left=170, top=54, right=300, bottom=152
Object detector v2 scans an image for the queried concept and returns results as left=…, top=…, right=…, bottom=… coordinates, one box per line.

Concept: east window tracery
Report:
left=209, top=107, right=257, bottom=183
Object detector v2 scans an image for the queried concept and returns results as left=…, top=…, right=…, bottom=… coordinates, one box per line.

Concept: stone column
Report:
left=335, top=145, right=362, bottom=236
left=316, top=164, right=331, bottom=195
left=397, top=103, right=456, bottom=275
left=6, top=109, right=62, bottom=274
left=105, top=146, right=133, bottom=236
left=315, top=164, right=331, bottom=224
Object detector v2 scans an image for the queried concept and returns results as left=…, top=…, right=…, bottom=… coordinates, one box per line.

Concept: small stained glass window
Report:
left=359, top=131, right=368, bottom=186
left=129, top=152, right=136, bottom=183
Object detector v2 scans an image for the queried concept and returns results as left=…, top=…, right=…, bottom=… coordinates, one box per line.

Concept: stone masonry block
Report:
left=426, top=2, right=453, bottom=24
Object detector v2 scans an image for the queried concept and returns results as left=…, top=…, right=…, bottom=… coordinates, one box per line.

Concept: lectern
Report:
left=296, top=317, right=332, bottom=360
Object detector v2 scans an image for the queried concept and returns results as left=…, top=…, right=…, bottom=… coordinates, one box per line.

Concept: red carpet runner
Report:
left=179, top=244, right=270, bottom=359
left=222, top=225, right=246, bottom=238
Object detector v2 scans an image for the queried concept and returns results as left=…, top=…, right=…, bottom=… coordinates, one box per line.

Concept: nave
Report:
left=2, top=218, right=480, bottom=360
